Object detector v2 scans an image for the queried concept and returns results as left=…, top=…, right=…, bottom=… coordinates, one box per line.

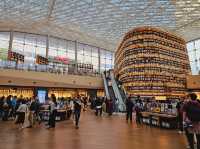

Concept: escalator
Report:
left=102, top=71, right=110, bottom=100
left=109, top=70, right=126, bottom=112
left=102, top=71, right=117, bottom=111
left=117, top=82, right=127, bottom=104
left=108, top=86, right=115, bottom=104
left=103, top=70, right=126, bottom=112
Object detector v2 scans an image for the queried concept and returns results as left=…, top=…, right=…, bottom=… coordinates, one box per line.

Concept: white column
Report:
left=8, top=31, right=13, bottom=51
left=98, top=48, right=101, bottom=73
left=46, top=35, right=49, bottom=58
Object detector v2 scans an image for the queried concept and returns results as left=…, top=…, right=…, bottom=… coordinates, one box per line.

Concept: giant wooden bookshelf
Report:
left=114, top=26, right=191, bottom=98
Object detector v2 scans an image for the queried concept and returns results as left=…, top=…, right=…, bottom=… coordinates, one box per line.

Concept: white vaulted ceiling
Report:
left=0, top=0, right=200, bottom=51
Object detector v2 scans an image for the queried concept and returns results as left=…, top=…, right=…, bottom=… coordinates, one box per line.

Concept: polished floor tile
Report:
left=0, top=111, right=187, bottom=149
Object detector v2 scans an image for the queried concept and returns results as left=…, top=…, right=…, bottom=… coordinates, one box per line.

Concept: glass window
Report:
left=187, top=42, right=194, bottom=52
left=66, top=41, right=75, bottom=61
left=36, top=35, right=46, bottom=57
left=13, top=32, right=47, bottom=63
left=100, top=49, right=114, bottom=71
left=92, top=47, right=98, bottom=57
left=195, top=39, right=200, bottom=50
left=49, top=49, right=57, bottom=57
left=91, top=47, right=99, bottom=71
left=0, top=32, right=10, bottom=60
left=77, top=43, right=92, bottom=64
left=0, top=31, right=111, bottom=73
left=187, top=39, right=200, bottom=75
left=77, top=43, right=84, bottom=56
left=188, top=50, right=195, bottom=62
left=49, top=37, right=69, bottom=62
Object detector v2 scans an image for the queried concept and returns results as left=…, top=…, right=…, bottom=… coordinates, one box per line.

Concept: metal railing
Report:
left=102, top=71, right=110, bottom=99
left=0, top=60, right=101, bottom=77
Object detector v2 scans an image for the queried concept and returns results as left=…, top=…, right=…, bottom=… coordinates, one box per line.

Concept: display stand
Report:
left=141, top=112, right=177, bottom=129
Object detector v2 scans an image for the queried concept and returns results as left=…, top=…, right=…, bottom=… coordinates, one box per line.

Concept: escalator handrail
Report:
left=110, top=71, right=126, bottom=111
left=102, top=72, right=110, bottom=100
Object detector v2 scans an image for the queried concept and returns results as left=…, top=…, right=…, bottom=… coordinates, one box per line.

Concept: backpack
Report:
left=74, top=102, right=81, bottom=111
left=186, top=102, right=200, bottom=122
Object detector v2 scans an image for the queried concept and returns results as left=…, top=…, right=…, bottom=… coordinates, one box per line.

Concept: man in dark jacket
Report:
left=126, top=97, right=134, bottom=123
left=95, top=97, right=103, bottom=116
left=74, top=96, right=82, bottom=129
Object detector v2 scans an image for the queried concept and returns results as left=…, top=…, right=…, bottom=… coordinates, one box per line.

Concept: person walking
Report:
left=182, top=93, right=200, bottom=149
left=11, top=96, right=17, bottom=118
left=108, top=99, right=113, bottom=116
left=47, top=94, right=57, bottom=129
left=15, top=100, right=29, bottom=129
left=74, top=96, right=82, bottom=129
left=2, top=96, right=10, bottom=121
left=95, top=97, right=103, bottom=116
left=83, top=97, right=87, bottom=111
left=126, top=97, right=134, bottom=123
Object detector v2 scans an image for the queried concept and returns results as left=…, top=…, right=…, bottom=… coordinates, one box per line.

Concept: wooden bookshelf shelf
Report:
left=7, top=50, right=24, bottom=63
left=36, top=55, right=48, bottom=65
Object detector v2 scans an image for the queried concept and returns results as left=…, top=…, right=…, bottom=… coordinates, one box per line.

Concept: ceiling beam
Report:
left=48, top=0, right=57, bottom=19
left=174, top=17, right=200, bottom=31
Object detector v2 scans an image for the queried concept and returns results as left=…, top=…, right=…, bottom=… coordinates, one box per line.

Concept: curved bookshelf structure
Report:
left=114, top=26, right=191, bottom=98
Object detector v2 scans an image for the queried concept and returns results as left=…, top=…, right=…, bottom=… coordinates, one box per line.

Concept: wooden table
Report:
left=40, top=109, right=67, bottom=121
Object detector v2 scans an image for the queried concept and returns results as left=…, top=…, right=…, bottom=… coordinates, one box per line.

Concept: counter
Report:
left=141, top=112, right=178, bottom=129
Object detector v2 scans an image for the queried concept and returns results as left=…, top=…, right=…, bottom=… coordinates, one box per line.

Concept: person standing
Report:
left=135, top=96, right=143, bottom=124
left=74, top=96, right=82, bottom=129
left=11, top=96, right=17, bottom=118
left=182, top=93, right=200, bottom=149
left=47, top=94, right=57, bottom=129
left=2, top=96, right=11, bottom=121
left=29, top=97, right=36, bottom=128
left=15, top=100, right=28, bottom=129
left=115, top=99, right=119, bottom=113
left=67, top=98, right=74, bottom=119
left=126, top=97, right=134, bottom=123
left=108, top=99, right=113, bottom=116
left=95, top=97, right=103, bottom=116
left=176, top=99, right=184, bottom=133
left=83, top=97, right=87, bottom=111
left=0, top=96, right=5, bottom=119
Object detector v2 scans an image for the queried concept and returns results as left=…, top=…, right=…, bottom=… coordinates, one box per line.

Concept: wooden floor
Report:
left=0, top=111, right=187, bottom=149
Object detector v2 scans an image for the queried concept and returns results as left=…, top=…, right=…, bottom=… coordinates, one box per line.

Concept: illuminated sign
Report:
left=54, top=56, right=69, bottom=64
left=155, top=96, right=166, bottom=100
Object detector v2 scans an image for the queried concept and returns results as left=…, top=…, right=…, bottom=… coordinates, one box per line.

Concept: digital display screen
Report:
left=37, top=90, right=46, bottom=103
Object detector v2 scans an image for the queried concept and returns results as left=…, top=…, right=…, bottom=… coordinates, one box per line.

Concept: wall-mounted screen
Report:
left=37, top=90, right=47, bottom=103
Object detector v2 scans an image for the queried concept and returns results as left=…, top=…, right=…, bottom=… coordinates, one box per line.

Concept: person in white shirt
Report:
left=15, top=100, right=28, bottom=129
left=67, top=99, right=74, bottom=119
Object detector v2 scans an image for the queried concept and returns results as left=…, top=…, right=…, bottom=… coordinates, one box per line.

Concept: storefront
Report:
left=0, top=87, right=33, bottom=98
left=0, top=86, right=104, bottom=100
